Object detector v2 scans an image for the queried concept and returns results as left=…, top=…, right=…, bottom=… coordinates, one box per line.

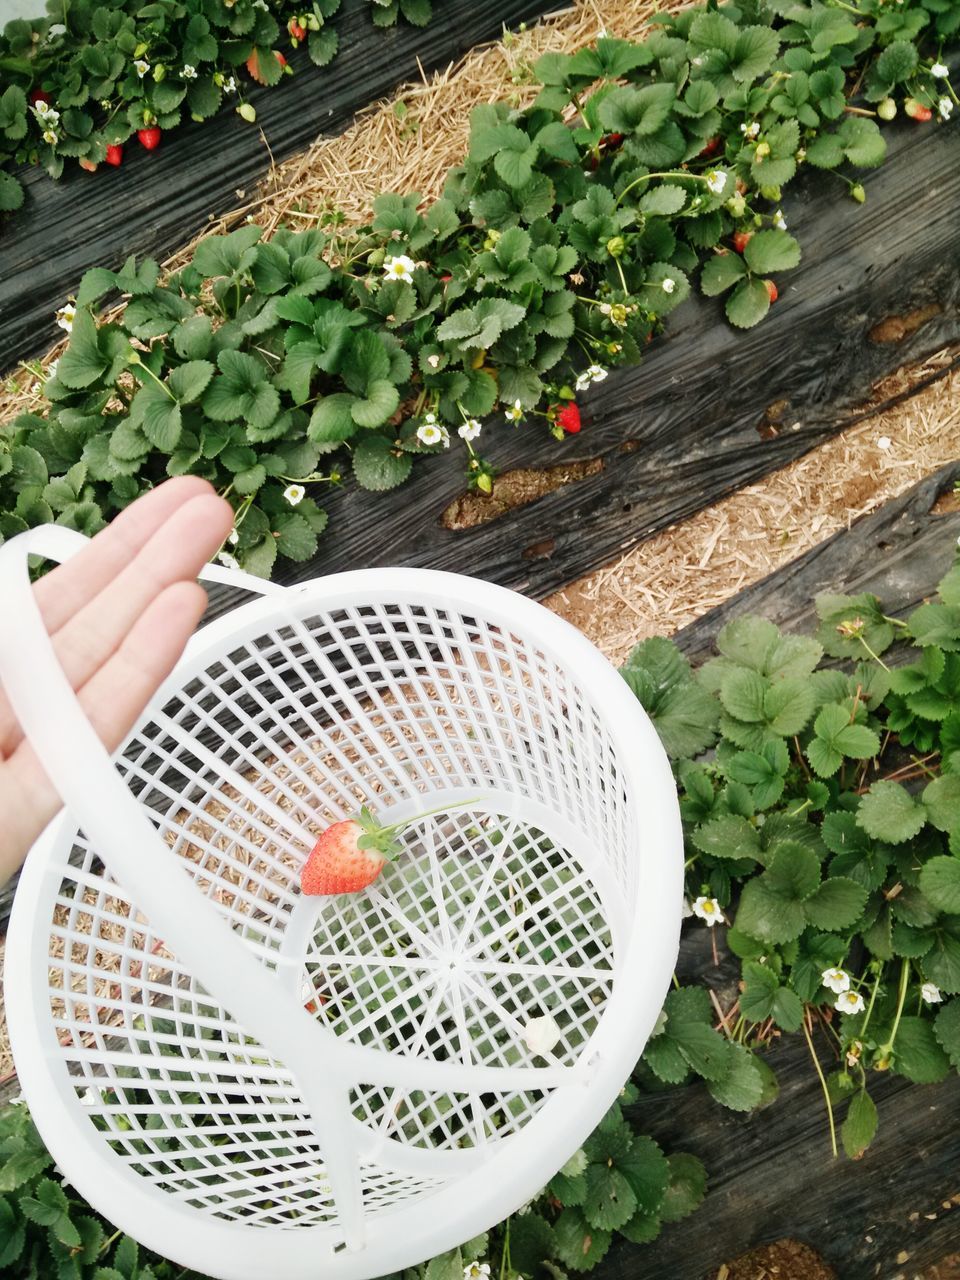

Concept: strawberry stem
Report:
left=372, top=796, right=481, bottom=836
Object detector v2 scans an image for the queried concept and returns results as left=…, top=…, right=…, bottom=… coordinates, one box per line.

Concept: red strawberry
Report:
left=732, top=230, right=752, bottom=254
left=556, top=402, right=581, bottom=434
left=137, top=127, right=161, bottom=150
left=904, top=98, right=933, bottom=122
left=699, top=135, right=722, bottom=158
left=105, top=144, right=123, bottom=167
left=600, top=132, right=625, bottom=149
left=288, top=18, right=307, bottom=39
left=300, top=800, right=465, bottom=896
left=301, top=819, right=388, bottom=895
left=275, top=51, right=287, bottom=68
left=765, top=279, right=778, bottom=303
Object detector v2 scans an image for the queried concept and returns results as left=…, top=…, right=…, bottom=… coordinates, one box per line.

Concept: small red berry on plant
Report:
left=765, top=280, right=778, bottom=303
left=104, top=144, right=123, bottom=167
left=556, top=402, right=581, bottom=434
left=732, top=231, right=752, bottom=254
left=137, top=127, right=161, bottom=151
left=699, top=135, right=722, bottom=158
left=288, top=18, right=307, bottom=39
left=904, top=98, right=933, bottom=122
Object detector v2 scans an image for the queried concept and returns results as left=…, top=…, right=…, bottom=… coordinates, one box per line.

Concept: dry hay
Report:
left=547, top=347, right=960, bottom=664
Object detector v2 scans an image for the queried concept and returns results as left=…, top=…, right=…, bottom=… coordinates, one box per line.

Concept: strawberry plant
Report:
left=0, top=0, right=431, bottom=213
left=1, top=0, right=958, bottom=574
left=1, top=1075, right=703, bottom=1277
left=624, top=549, right=960, bottom=1160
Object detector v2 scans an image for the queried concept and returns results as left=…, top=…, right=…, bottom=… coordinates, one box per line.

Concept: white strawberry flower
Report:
left=740, top=121, right=760, bottom=139
left=661, top=276, right=676, bottom=294
left=417, top=422, right=444, bottom=446
left=692, top=895, right=723, bottom=926
left=835, top=990, right=866, bottom=1015
left=422, top=411, right=438, bottom=426
left=79, top=1086, right=101, bottom=1106
left=505, top=399, right=524, bottom=422
left=938, top=96, right=953, bottom=120
left=35, top=103, right=60, bottom=125
left=383, top=254, right=416, bottom=283
left=182, top=64, right=198, bottom=79
left=524, top=1013, right=561, bottom=1056
left=821, top=967, right=850, bottom=994
left=931, top=62, right=949, bottom=78
left=921, top=982, right=943, bottom=1005
left=705, top=169, right=727, bottom=195
left=134, top=59, right=150, bottom=78
left=458, top=419, right=482, bottom=442
left=284, top=483, right=306, bottom=506
left=227, top=529, right=239, bottom=546
left=463, top=1265, right=491, bottom=1280
left=426, top=353, right=441, bottom=369
left=223, top=75, right=237, bottom=94
left=42, top=128, right=58, bottom=145
left=55, top=302, right=76, bottom=332
left=218, top=551, right=240, bottom=570
left=773, top=209, right=787, bottom=231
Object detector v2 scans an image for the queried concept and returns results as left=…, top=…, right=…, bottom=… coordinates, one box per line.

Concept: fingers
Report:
left=2, top=580, right=210, bottom=875
left=33, top=477, right=221, bottom=633
left=0, top=487, right=233, bottom=757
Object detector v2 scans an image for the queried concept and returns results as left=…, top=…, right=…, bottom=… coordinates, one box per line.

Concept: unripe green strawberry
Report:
left=238, top=102, right=256, bottom=123
left=877, top=97, right=897, bottom=121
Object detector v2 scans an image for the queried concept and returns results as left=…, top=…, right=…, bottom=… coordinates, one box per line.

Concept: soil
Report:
left=707, top=1242, right=960, bottom=1279
left=439, top=457, right=603, bottom=530
left=707, top=1240, right=836, bottom=1280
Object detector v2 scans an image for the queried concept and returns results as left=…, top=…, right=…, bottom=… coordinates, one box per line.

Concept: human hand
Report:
left=0, top=477, right=233, bottom=885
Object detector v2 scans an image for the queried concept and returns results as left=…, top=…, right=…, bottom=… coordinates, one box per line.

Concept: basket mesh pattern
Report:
left=39, top=598, right=633, bottom=1231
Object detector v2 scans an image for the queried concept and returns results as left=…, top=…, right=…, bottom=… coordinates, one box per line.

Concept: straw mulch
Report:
left=2, top=0, right=959, bottom=1084
left=547, top=347, right=960, bottom=663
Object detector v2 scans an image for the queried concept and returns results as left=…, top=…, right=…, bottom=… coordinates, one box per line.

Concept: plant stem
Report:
left=378, top=797, right=479, bottom=832
left=877, top=958, right=910, bottom=1067
left=802, top=1011, right=838, bottom=1159
left=132, top=357, right=174, bottom=399
left=859, top=969, right=882, bottom=1039
left=858, top=634, right=890, bottom=671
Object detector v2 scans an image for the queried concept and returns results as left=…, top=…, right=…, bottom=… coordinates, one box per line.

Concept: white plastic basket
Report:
left=1, top=525, right=682, bottom=1280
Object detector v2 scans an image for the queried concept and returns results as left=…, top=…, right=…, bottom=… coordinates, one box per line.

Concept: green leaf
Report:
left=706, top=1042, right=765, bottom=1111
left=719, top=667, right=767, bottom=722
left=918, top=857, right=960, bottom=914
left=639, top=184, right=687, bottom=216
left=58, top=311, right=109, bottom=388
left=0, top=170, right=25, bottom=212
left=691, top=814, right=762, bottom=863
left=725, top=277, right=770, bottom=329
left=893, top=1016, right=950, bottom=1084
left=168, top=360, right=214, bottom=404
left=687, top=11, right=739, bottom=57
left=620, top=636, right=718, bottom=757
left=658, top=1153, right=707, bottom=1224
left=672, top=1020, right=734, bottom=1082
left=552, top=1208, right=611, bottom=1272
left=309, top=394, right=357, bottom=443
left=923, top=776, right=960, bottom=834
left=273, top=513, right=318, bottom=562
left=816, top=592, right=894, bottom=659
left=735, top=880, right=806, bottom=945
left=909, top=603, right=960, bottom=652
left=926, top=933, right=960, bottom=995
left=242, top=534, right=279, bottom=579
left=934, top=999, right=960, bottom=1069
left=803, top=876, right=867, bottom=932
left=582, top=1165, right=637, bottom=1231
left=425, top=1249, right=463, bottom=1280
left=732, top=25, right=780, bottom=81
left=353, top=435, right=413, bottom=492
left=839, top=117, right=886, bottom=169
left=616, top=1134, right=669, bottom=1214
left=740, top=961, right=805, bottom=1032
left=876, top=39, right=918, bottom=84
left=172, top=314, right=213, bottom=360
left=841, top=1089, right=877, bottom=1160
left=351, top=379, right=401, bottom=429
left=701, top=251, right=747, bottom=296
left=20, top=1178, right=80, bottom=1247
left=857, top=782, right=927, bottom=844
left=494, top=144, right=539, bottom=189
left=743, top=230, right=801, bottom=274
left=0, top=1149, right=49, bottom=1191
left=132, top=383, right=181, bottom=452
